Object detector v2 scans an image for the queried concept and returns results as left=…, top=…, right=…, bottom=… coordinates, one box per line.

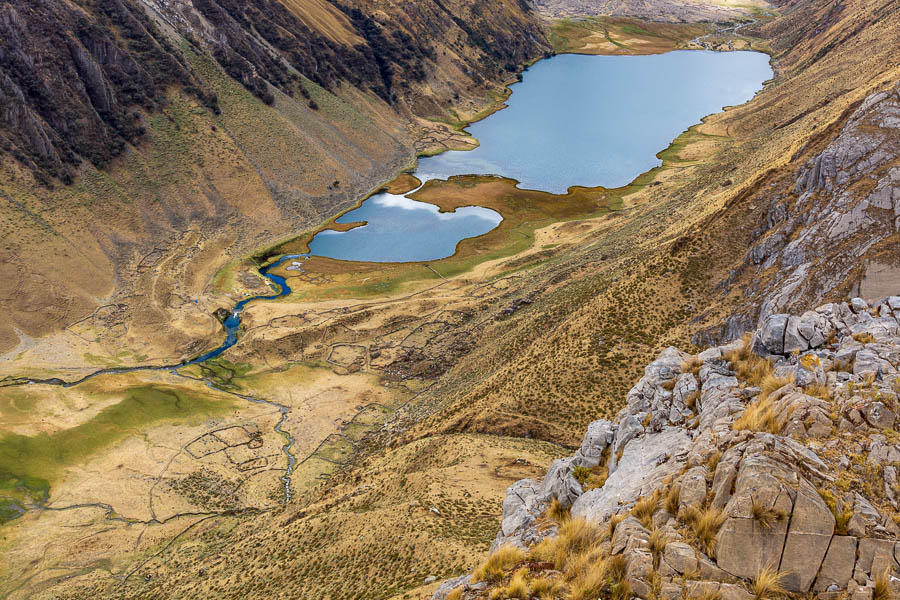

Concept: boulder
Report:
left=780, top=479, right=835, bottom=591
left=572, top=419, right=614, bottom=468
left=539, top=458, right=582, bottom=508
left=757, top=314, right=789, bottom=355
left=572, top=428, right=691, bottom=524
left=677, top=466, right=708, bottom=509
left=660, top=541, right=697, bottom=576
left=814, top=536, right=858, bottom=591
left=715, top=456, right=793, bottom=580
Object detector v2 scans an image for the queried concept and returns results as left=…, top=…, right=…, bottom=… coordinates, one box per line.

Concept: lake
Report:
left=308, top=50, right=773, bottom=263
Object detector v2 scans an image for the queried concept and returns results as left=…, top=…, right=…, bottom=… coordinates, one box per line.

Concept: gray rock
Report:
left=431, top=575, right=470, bottom=600
left=677, top=466, right=708, bottom=510
left=572, top=428, right=691, bottom=524
left=539, top=457, right=582, bottom=508
left=758, top=313, right=789, bottom=355
left=864, top=401, right=896, bottom=429
left=660, top=541, right=697, bottom=576
left=780, top=478, right=835, bottom=591
left=572, top=419, right=614, bottom=468
left=814, top=536, right=858, bottom=592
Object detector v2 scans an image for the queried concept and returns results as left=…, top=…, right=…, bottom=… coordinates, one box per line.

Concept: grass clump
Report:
left=681, top=355, right=703, bottom=375
left=853, top=332, right=876, bottom=344
left=819, top=489, right=854, bottom=535
left=706, top=451, right=722, bottom=474
left=683, top=506, right=725, bottom=557
left=751, top=564, right=787, bottom=599
left=608, top=512, right=626, bottom=540
left=473, top=545, right=526, bottom=583
left=446, top=588, right=463, bottom=600
left=530, top=518, right=604, bottom=570
left=632, top=492, right=659, bottom=528
left=664, top=485, right=681, bottom=515
left=504, top=567, right=529, bottom=599
left=547, top=498, right=571, bottom=523
left=750, top=499, right=787, bottom=528
left=874, top=569, right=892, bottom=600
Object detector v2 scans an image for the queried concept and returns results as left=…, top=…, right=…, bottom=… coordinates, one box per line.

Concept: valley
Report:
left=0, top=0, right=898, bottom=599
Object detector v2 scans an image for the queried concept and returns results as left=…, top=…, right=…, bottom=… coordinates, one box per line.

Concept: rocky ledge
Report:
left=436, top=297, right=900, bottom=600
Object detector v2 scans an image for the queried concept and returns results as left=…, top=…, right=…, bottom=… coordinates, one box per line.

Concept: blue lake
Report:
left=308, top=50, right=773, bottom=262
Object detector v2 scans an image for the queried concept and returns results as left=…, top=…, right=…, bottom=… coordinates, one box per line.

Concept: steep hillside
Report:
left=0, top=0, right=548, bottom=369
left=437, top=296, right=900, bottom=599
left=1, top=0, right=897, bottom=598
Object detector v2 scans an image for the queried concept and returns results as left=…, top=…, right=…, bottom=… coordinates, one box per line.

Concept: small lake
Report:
left=307, top=194, right=502, bottom=262
left=308, top=50, right=773, bottom=262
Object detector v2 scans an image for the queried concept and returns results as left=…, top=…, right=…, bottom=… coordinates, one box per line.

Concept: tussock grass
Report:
left=692, top=587, right=724, bottom=600
left=706, top=451, right=722, bottom=474
left=874, top=569, right=892, bottom=600
left=819, top=489, right=854, bottom=535
left=682, top=355, right=703, bottom=375
left=664, top=485, right=681, bottom=515
left=446, top=587, right=463, bottom=600
left=547, top=498, right=571, bottom=523
left=529, top=518, right=604, bottom=570
left=683, top=506, right=725, bottom=557
left=504, top=567, right=529, bottom=599
left=608, top=512, right=626, bottom=540
left=648, top=527, right=669, bottom=562
left=632, top=491, right=660, bottom=528
left=750, top=499, right=787, bottom=528
left=473, top=545, right=526, bottom=582
left=803, top=382, right=831, bottom=401
left=751, top=564, right=787, bottom=599
left=853, top=332, right=876, bottom=344
left=572, top=464, right=608, bottom=492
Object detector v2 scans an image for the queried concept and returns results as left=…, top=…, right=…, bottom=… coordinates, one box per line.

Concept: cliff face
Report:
left=439, top=295, right=900, bottom=599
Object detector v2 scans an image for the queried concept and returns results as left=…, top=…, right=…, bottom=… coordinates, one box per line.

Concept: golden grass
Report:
left=608, top=512, right=626, bottom=540
left=446, top=587, right=463, bottom=600
left=504, top=567, right=530, bottom=599
left=529, top=518, right=604, bottom=571
left=751, top=564, right=787, bottom=599
left=750, top=499, right=787, bottom=529
left=632, top=491, right=659, bottom=528
left=853, top=332, right=876, bottom=344
left=548, top=498, right=571, bottom=523
left=692, top=587, right=724, bottom=600
left=473, top=545, right=526, bottom=583
left=874, top=569, right=892, bottom=600
left=683, top=506, right=725, bottom=557
left=682, top=355, right=703, bottom=375
left=706, top=451, right=722, bottom=474
left=803, top=382, right=831, bottom=401
left=664, top=485, right=681, bottom=515
left=648, top=527, right=669, bottom=562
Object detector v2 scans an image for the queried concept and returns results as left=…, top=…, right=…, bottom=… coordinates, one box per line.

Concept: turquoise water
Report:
left=309, top=50, right=772, bottom=262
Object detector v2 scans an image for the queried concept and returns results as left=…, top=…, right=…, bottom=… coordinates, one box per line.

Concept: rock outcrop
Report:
left=436, top=297, right=900, bottom=599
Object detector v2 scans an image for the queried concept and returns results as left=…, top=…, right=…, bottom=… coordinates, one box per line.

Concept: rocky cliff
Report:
left=436, top=296, right=900, bottom=599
